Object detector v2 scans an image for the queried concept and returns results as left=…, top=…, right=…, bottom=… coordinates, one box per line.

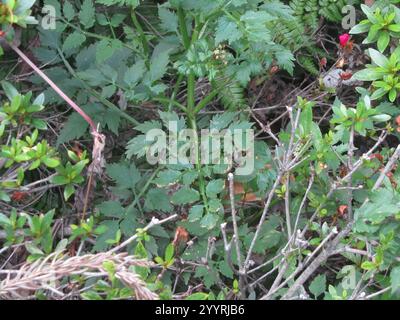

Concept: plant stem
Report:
left=193, top=88, right=219, bottom=114
left=189, top=116, right=209, bottom=212
left=168, top=74, right=184, bottom=112
left=10, top=43, right=97, bottom=133
left=154, top=96, right=187, bottom=113
left=187, top=72, right=196, bottom=113
left=130, top=9, right=150, bottom=59
left=126, top=166, right=162, bottom=214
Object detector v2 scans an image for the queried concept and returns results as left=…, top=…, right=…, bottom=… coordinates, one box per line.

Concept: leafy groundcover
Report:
left=1, top=0, right=400, bottom=300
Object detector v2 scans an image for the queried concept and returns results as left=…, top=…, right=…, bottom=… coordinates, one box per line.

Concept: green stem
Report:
left=154, top=96, right=187, bottom=113
left=131, top=9, right=150, bottom=59
left=187, top=72, right=196, bottom=114
left=193, top=88, right=219, bottom=114
left=168, top=74, right=184, bottom=112
left=127, top=167, right=162, bottom=214
left=189, top=116, right=209, bottom=212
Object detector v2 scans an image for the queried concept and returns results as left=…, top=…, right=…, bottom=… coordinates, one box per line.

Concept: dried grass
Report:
left=0, top=252, right=158, bottom=300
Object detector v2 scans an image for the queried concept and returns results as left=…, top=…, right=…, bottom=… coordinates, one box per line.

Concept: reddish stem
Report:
left=9, top=43, right=97, bottom=133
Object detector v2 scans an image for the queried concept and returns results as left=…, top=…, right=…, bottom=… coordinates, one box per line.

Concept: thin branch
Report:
left=109, top=215, right=178, bottom=253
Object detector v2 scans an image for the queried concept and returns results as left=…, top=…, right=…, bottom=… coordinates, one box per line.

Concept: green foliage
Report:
left=354, top=48, right=400, bottom=102
left=290, top=0, right=352, bottom=30
left=3, top=0, right=400, bottom=302
left=350, top=3, right=400, bottom=53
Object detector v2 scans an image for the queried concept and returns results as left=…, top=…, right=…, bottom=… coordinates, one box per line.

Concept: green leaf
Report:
left=106, top=162, right=141, bottom=189
left=188, top=205, right=204, bottom=222
left=154, top=170, right=181, bottom=187
left=64, top=184, right=75, bottom=200
left=149, top=48, right=171, bottom=82
left=215, top=16, right=242, bottom=44
left=388, top=24, right=400, bottom=32
left=219, top=260, right=234, bottom=279
left=96, top=39, right=115, bottom=63
left=165, top=243, right=174, bottom=262
left=1, top=81, right=19, bottom=100
left=63, top=1, right=75, bottom=21
left=276, top=48, right=295, bottom=75
left=353, top=68, right=383, bottom=81
left=62, top=31, right=86, bottom=51
left=200, top=213, right=218, bottom=230
left=171, top=187, right=200, bottom=205
left=158, top=5, right=178, bottom=33
left=185, top=292, right=209, bottom=300
left=377, top=32, right=390, bottom=53
left=210, top=112, right=238, bottom=130
left=52, top=175, right=69, bottom=185
left=350, top=22, right=370, bottom=34
left=79, top=0, right=95, bottom=29
left=309, top=274, right=326, bottom=298
left=57, top=113, right=89, bottom=145
left=389, top=88, right=397, bottom=102
left=361, top=260, right=376, bottom=271
left=391, top=266, right=400, bottom=294
left=42, top=157, right=60, bottom=168
left=206, top=179, right=225, bottom=198
left=371, top=114, right=391, bottom=122
left=123, top=60, right=146, bottom=87
left=145, top=188, right=172, bottom=212
left=95, top=0, right=139, bottom=7
left=98, top=200, right=124, bottom=218
left=0, top=213, right=11, bottom=226
left=361, top=4, right=378, bottom=24
left=369, top=48, right=389, bottom=68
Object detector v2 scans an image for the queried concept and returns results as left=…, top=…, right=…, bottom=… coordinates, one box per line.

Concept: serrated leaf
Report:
left=62, top=31, right=86, bottom=51
left=149, top=48, right=171, bottom=82
left=79, top=0, right=95, bottom=29
left=215, top=16, right=242, bottom=44
left=106, top=162, right=141, bottom=189
left=123, top=60, right=146, bottom=87
left=57, top=113, right=89, bottom=145
left=145, top=188, right=172, bottom=212
left=98, top=200, right=124, bottom=218
left=210, top=112, right=238, bottom=130
left=158, top=5, right=178, bottom=33
left=63, top=1, right=75, bottom=21
left=96, top=39, right=115, bottom=63
left=276, top=48, right=295, bottom=75
left=171, top=187, right=199, bottom=205
left=134, top=120, right=162, bottom=134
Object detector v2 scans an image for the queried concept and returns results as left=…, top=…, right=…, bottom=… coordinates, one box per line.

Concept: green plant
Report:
left=350, top=3, right=400, bottom=52
left=354, top=48, right=400, bottom=102
left=3, top=0, right=400, bottom=302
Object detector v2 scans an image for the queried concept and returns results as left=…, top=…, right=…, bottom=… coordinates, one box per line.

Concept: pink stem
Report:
left=10, top=43, right=97, bottom=133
